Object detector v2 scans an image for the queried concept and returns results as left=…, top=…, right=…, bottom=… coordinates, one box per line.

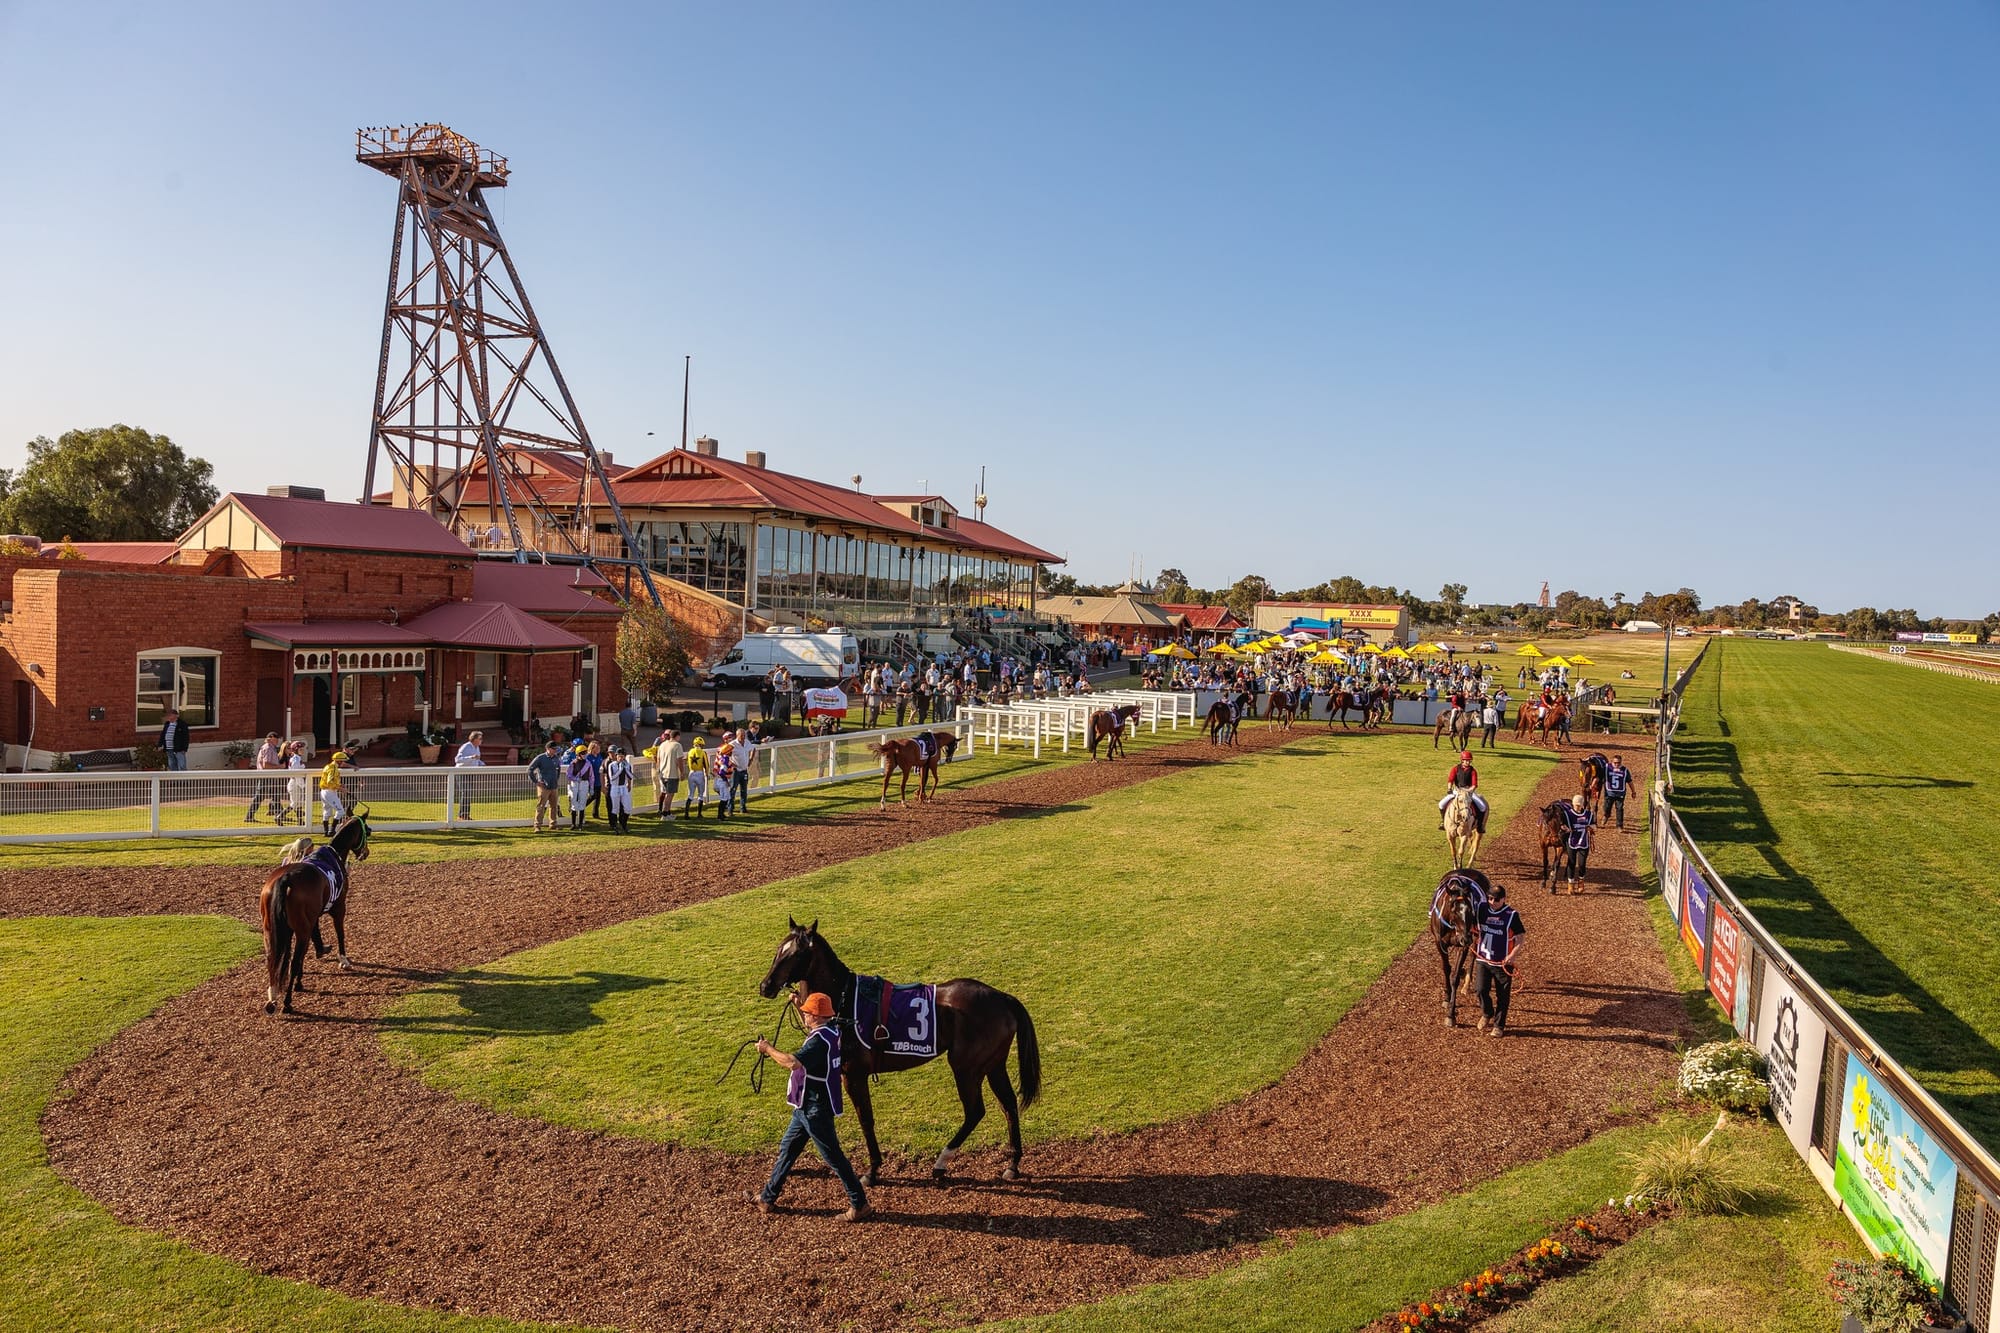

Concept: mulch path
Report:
left=25, top=728, right=1684, bottom=1333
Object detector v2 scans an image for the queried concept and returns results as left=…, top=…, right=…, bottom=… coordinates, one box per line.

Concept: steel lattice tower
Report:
left=356, top=124, right=658, bottom=602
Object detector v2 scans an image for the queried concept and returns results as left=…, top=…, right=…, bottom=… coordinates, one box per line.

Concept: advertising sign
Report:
left=1753, top=969, right=1828, bottom=1158
left=1946, top=633, right=1980, bottom=644
left=1662, top=836, right=1687, bottom=925
left=1681, top=869, right=1710, bottom=973
left=1833, top=1052, right=1959, bottom=1286
left=1708, top=901, right=1744, bottom=1027
left=1894, top=632, right=1925, bottom=642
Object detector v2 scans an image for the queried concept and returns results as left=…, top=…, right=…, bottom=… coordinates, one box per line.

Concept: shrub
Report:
left=1827, top=1255, right=1947, bottom=1333
left=1626, top=1132, right=1752, bottom=1215
left=132, top=741, right=167, bottom=771
left=1678, top=1040, right=1770, bottom=1111
left=50, top=752, right=79, bottom=773
left=220, top=739, right=256, bottom=765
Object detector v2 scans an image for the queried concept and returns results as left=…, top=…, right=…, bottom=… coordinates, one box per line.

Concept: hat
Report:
left=331, top=751, right=350, bottom=762
left=1572, top=793, right=1587, bottom=809
left=1460, top=750, right=1472, bottom=761
left=690, top=735, right=705, bottom=746
left=798, top=992, right=834, bottom=1019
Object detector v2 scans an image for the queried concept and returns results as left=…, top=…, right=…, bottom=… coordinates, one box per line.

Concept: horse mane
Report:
left=278, top=837, right=316, bottom=865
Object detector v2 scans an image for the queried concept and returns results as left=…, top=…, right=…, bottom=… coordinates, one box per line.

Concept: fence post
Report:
left=444, top=771, right=456, bottom=828
left=149, top=775, right=161, bottom=835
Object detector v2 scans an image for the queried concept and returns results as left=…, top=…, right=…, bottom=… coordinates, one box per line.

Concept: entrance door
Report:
left=12, top=680, right=28, bottom=746
left=255, top=678, right=285, bottom=739
left=311, top=678, right=332, bottom=748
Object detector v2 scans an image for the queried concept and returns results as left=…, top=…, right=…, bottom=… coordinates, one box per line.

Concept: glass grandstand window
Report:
left=136, top=650, right=219, bottom=729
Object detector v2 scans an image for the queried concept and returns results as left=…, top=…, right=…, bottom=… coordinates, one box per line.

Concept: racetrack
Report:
left=18, top=728, right=1681, bottom=1332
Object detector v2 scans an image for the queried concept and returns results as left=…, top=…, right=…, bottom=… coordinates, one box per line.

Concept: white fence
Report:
left=0, top=722, right=969, bottom=845
left=960, top=691, right=1196, bottom=757
left=1829, top=642, right=2000, bottom=684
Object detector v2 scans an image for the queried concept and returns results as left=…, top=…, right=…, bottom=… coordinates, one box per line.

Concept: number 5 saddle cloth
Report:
left=849, top=973, right=939, bottom=1058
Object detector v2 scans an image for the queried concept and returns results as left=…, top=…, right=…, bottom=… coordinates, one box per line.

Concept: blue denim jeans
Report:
left=760, top=1103, right=866, bottom=1209
left=166, top=751, right=188, bottom=771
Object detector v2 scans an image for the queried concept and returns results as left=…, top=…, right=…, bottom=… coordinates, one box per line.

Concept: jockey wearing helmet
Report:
left=1439, top=750, right=1488, bottom=833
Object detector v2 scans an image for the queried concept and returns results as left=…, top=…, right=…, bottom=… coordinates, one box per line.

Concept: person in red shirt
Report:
left=1438, top=750, right=1487, bottom=833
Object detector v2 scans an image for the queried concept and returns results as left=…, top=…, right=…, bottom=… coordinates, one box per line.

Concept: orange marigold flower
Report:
left=1419, top=1302, right=1433, bottom=1316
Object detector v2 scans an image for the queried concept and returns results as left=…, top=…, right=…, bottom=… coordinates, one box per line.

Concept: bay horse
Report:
left=1430, top=868, right=1490, bottom=1027
left=258, top=808, right=371, bottom=1015
left=1433, top=705, right=1475, bottom=751
left=1534, top=799, right=1581, bottom=892
left=1326, top=688, right=1378, bottom=730
left=1443, top=786, right=1483, bottom=869
left=1263, top=689, right=1297, bottom=731
left=1087, top=704, right=1143, bottom=760
left=759, top=919, right=1041, bottom=1184
left=1202, top=699, right=1237, bottom=746
left=1578, top=752, right=1609, bottom=818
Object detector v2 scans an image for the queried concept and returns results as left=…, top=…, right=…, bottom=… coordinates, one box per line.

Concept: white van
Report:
left=706, top=628, right=859, bottom=689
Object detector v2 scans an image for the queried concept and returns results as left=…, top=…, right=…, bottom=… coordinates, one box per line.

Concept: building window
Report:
left=341, top=674, right=359, bottom=717
left=579, top=646, right=597, bottom=716
left=472, top=653, right=498, bottom=706
left=136, top=650, right=220, bottom=730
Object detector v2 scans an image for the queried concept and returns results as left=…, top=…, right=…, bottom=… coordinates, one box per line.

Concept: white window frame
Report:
left=136, top=647, right=222, bottom=731
left=341, top=674, right=359, bottom=717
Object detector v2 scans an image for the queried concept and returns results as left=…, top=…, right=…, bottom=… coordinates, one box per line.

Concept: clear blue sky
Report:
left=2, top=3, right=1995, bottom=615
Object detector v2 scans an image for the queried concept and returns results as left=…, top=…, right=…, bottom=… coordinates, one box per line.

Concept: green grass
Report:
left=0, top=915, right=568, bottom=1332
left=1670, top=639, right=2000, bottom=1146
left=1481, top=1116, right=1860, bottom=1333
left=384, top=733, right=1558, bottom=1152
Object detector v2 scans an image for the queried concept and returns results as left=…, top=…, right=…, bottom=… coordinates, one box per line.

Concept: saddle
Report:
left=850, top=973, right=940, bottom=1058
left=305, top=845, right=348, bottom=909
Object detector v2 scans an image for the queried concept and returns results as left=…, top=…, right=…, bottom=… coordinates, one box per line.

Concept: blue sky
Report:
left=2, top=3, right=1995, bottom=615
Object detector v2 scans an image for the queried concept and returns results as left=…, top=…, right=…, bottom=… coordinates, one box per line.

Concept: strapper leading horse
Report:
left=1430, top=868, right=1492, bottom=1027
left=259, top=808, right=371, bottom=1015
left=759, top=919, right=1041, bottom=1184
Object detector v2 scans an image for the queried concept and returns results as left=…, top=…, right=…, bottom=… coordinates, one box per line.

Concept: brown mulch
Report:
left=30, top=729, right=1684, bottom=1333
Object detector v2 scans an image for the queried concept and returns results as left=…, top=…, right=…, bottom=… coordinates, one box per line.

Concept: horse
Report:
left=870, top=736, right=934, bottom=808
left=1443, top=786, right=1483, bottom=870
left=1087, top=704, right=1143, bottom=760
left=759, top=918, right=1041, bottom=1184
left=1326, top=688, right=1378, bottom=730
left=1429, top=868, right=1490, bottom=1028
left=1514, top=700, right=1537, bottom=741
left=1202, top=699, right=1237, bottom=747
left=917, top=730, right=961, bottom=798
left=1534, top=800, right=1581, bottom=892
left=258, top=808, right=372, bottom=1015
left=1528, top=698, right=1569, bottom=749
left=1263, top=689, right=1297, bottom=731
left=1433, top=704, right=1475, bottom=751
left=1578, top=752, right=1609, bottom=818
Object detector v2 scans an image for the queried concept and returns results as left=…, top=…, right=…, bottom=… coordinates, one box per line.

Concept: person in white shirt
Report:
left=284, top=741, right=311, bottom=826
left=245, top=732, right=285, bottom=823
left=730, top=728, right=758, bottom=814
left=653, top=731, right=687, bottom=817
left=453, top=730, right=486, bottom=820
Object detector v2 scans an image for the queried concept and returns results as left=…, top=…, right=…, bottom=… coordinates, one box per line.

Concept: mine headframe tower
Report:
left=355, top=124, right=659, bottom=603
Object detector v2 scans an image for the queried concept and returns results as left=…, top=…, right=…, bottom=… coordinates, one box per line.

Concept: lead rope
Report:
left=716, top=996, right=801, bottom=1095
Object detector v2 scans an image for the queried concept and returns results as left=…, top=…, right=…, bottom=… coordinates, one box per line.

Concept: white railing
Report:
left=1829, top=643, right=2000, bottom=684
left=0, top=722, right=969, bottom=845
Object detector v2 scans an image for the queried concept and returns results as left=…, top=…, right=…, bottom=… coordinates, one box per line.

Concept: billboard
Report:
left=1662, top=836, right=1686, bottom=925
left=1833, top=1052, right=1959, bottom=1286
left=1895, top=632, right=1925, bottom=642
left=1708, top=902, right=1746, bottom=1032
left=1753, top=969, right=1827, bottom=1158
left=1681, top=868, right=1710, bottom=973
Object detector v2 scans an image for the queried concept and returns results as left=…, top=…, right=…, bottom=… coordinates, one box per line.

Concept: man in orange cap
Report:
left=753, top=991, right=871, bottom=1221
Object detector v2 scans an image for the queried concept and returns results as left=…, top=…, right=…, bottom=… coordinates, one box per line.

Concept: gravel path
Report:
left=29, top=729, right=1682, bottom=1332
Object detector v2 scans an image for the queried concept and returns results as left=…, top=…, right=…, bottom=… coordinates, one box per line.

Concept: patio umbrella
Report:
left=1514, top=643, right=1543, bottom=657
left=1358, top=643, right=1382, bottom=655
left=1310, top=650, right=1345, bottom=665
left=1149, top=643, right=1196, bottom=658
left=1411, top=643, right=1441, bottom=655
left=1208, top=643, right=1240, bottom=656
left=1382, top=646, right=1412, bottom=659
left=1568, top=653, right=1595, bottom=665
left=1539, top=655, right=1573, bottom=669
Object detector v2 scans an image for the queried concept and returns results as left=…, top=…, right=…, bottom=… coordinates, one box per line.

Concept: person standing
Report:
left=284, top=740, right=311, bottom=826
left=565, top=743, right=594, bottom=831
left=751, top=992, right=872, bottom=1222
left=317, top=750, right=350, bottom=835
left=158, top=709, right=191, bottom=772
left=584, top=740, right=607, bottom=821
left=453, top=730, right=485, bottom=821
left=1473, top=884, right=1526, bottom=1038
left=654, top=730, right=687, bottom=818
left=245, top=732, right=284, bottom=822
left=710, top=735, right=736, bottom=821
left=528, top=740, right=563, bottom=832
left=729, top=727, right=757, bottom=815
left=1480, top=698, right=1499, bottom=750
left=758, top=669, right=778, bottom=724
left=1560, top=792, right=1595, bottom=887
left=1602, top=754, right=1631, bottom=830
left=685, top=733, right=711, bottom=818
left=603, top=745, right=635, bottom=832
left=861, top=666, right=883, bottom=730
left=772, top=664, right=793, bottom=729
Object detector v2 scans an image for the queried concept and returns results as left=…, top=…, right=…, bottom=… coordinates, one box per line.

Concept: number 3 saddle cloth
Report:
left=850, top=973, right=940, bottom=1058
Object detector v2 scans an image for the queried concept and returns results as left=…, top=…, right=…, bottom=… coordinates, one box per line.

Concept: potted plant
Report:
left=221, top=739, right=257, bottom=770
left=1828, top=1256, right=1958, bottom=1333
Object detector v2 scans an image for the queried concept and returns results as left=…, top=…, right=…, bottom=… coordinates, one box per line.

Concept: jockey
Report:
left=1438, top=750, right=1488, bottom=832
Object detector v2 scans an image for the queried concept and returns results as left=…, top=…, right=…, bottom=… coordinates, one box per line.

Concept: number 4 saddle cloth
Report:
left=850, top=973, right=940, bottom=1058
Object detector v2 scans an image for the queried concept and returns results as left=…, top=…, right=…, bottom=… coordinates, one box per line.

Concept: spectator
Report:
left=653, top=730, right=687, bottom=818
left=245, top=732, right=284, bottom=823
left=729, top=727, right=757, bottom=815
left=1480, top=699, right=1499, bottom=749
left=158, top=709, right=191, bottom=772
left=528, top=740, right=563, bottom=832
left=453, top=729, right=486, bottom=820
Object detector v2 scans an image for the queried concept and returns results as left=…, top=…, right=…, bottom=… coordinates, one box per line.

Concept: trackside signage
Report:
left=1753, top=970, right=1827, bottom=1159
left=1661, top=834, right=1686, bottom=925
left=1707, top=902, right=1746, bottom=1032
left=1834, top=1051, right=1959, bottom=1287
left=1681, top=868, right=1710, bottom=973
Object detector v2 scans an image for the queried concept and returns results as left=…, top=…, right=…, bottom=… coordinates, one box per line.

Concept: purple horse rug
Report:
left=850, top=973, right=940, bottom=1059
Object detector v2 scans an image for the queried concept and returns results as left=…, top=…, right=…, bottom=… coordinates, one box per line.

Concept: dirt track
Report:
left=22, top=728, right=1683, bottom=1333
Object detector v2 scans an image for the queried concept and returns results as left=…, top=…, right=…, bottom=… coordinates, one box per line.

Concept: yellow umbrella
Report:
left=1310, top=649, right=1344, bottom=664
left=1514, top=643, right=1543, bottom=657
left=1568, top=653, right=1595, bottom=665
left=1411, top=643, right=1441, bottom=655
left=1539, top=655, right=1573, bottom=669
left=1358, top=643, right=1382, bottom=655
left=1149, top=643, right=1196, bottom=659
left=1383, top=646, right=1412, bottom=659
left=1208, top=643, right=1240, bottom=656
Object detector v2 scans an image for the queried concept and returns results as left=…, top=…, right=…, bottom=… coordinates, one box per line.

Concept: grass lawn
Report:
left=0, top=915, right=568, bottom=1333
left=1670, top=639, right=2000, bottom=1146
left=384, top=732, right=1559, bottom=1152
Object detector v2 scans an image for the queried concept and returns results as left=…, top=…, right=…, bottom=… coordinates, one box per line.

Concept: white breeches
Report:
left=607, top=787, right=633, bottom=816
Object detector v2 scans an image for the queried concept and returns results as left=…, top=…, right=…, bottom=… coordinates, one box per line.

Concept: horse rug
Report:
left=850, top=973, right=940, bottom=1058
left=803, top=687, right=849, bottom=719
left=305, top=845, right=348, bottom=909
left=1432, top=871, right=1488, bottom=924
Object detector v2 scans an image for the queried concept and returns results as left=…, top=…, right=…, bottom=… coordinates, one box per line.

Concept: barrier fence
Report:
left=1652, top=640, right=2000, bottom=1327
left=0, top=722, right=970, bottom=844
left=1829, top=642, right=2000, bottom=685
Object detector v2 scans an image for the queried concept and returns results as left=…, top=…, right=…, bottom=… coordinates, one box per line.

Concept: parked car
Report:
left=1477, top=641, right=1499, bottom=653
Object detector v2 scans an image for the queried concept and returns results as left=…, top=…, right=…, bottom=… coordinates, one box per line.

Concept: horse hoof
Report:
left=1444, top=1016, right=1454, bottom=1028
left=339, top=958, right=351, bottom=971
left=263, top=1001, right=276, bottom=1016
left=1002, top=1166, right=1019, bottom=1181
left=931, top=1168, right=948, bottom=1180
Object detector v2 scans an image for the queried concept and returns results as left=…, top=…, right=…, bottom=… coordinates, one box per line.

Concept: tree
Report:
left=1155, top=567, right=1192, bottom=604
left=614, top=603, right=695, bottom=703
left=0, top=426, right=219, bottom=541
left=1438, top=582, right=1468, bottom=620
left=1224, top=573, right=1271, bottom=621
left=1655, top=589, right=1701, bottom=629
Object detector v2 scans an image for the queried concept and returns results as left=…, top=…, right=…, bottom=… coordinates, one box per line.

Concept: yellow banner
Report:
left=1324, top=607, right=1404, bottom=627
left=1947, top=633, right=1980, bottom=644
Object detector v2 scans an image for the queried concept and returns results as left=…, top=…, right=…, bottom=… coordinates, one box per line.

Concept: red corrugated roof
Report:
left=1158, top=604, right=1243, bottom=630
left=402, top=601, right=589, bottom=651
left=45, top=542, right=177, bottom=564
left=471, top=562, right=616, bottom=614
left=218, top=494, right=472, bottom=557
left=245, top=621, right=431, bottom=648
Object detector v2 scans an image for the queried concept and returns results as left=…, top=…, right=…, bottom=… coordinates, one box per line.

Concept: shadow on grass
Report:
left=1814, top=771, right=1974, bottom=791
left=1672, top=733, right=2000, bottom=1146
left=872, top=1170, right=1387, bottom=1255
left=371, top=968, right=666, bottom=1038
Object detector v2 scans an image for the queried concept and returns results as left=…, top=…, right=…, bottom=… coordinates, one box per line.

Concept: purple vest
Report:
left=785, top=1024, right=843, bottom=1115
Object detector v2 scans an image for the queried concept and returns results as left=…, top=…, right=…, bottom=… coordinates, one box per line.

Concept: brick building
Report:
left=0, top=493, right=624, bottom=770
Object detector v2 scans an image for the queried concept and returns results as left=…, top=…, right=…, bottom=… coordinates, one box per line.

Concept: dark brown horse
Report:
left=1087, top=704, right=1143, bottom=760
left=258, top=809, right=371, bottom=1015
left=1325, top=688, right=1380, bottom=730
left=1534, top=799, right=1588, bottom=892
left=1430, top=868, right=1490, bottom=1027
left=1202, top=698, right=1238, bottom=746
left=1578, top=752, right=1609, bottom=818
left=759, top=919, right=1041, bottom=1184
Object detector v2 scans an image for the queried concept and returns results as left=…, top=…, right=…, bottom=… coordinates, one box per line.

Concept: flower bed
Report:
left=1370, top=1199, right=1669, bottom=1331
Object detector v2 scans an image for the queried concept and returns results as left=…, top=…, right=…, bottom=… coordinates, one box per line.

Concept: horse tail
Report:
left=1001, top=990, right=1041, bottom=1109
left=268, top=868, right=289, bottom=930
